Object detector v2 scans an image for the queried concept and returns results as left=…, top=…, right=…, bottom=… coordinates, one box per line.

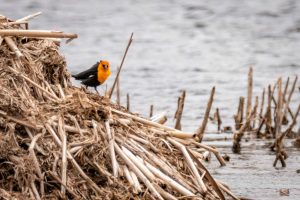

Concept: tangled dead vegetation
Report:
left=0, top=13, right=237, bottom=200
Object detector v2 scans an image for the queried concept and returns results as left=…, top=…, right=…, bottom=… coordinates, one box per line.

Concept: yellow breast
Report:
left=97, top=64, right=111, bottom=84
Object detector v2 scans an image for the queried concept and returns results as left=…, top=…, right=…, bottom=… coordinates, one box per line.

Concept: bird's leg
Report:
left=94, top=86, right=100, bottom=96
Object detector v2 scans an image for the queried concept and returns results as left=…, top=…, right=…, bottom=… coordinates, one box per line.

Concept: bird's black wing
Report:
left=72, top=62, right=99, bottom=80
left=81, top=75, right=100, bottom=87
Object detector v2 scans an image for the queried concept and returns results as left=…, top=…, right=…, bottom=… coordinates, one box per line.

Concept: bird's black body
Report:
left=72, top=60, right=111, bottom=95
left=72, top=62, right=100, bottom=87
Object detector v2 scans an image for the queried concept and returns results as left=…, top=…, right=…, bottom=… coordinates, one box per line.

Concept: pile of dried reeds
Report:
left=0, top=13, right=237, bottom=199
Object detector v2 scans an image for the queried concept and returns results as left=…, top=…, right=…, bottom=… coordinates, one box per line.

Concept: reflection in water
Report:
left=1, top=0, right=300, bottom=198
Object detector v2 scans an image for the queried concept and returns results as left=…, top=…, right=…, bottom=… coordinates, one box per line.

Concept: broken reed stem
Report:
left=29, top=133, right=44, bottom=197
left=45, top=123, right=103, bottom=194
left=4, top=37, right=24, bottom=58
left=109, top=33, right=133, bottom=99
left=216, top=181, right=239, bottom=200
left=31, top=180, right=41, bottom=200
left=216, top=108, right=222, bottom=131
left=132, top=141, right=197, bottom=193
left=234, top=97, right=245, bottom=130
left=190, top=141, right=226, bottom=166
left=246, top=66, right=253, bottom=129
left=114, top=143, right=163, bottom=200
left=0, top=30, right=78, bottom=39
left=279, top=75, right=298, bottom=133
left=151, top=112, right=167, bottom=125
left=252, top=96, right=259, bottom=129
left=197, top=86, right=215, bottom=142
left=150, top=104, right=154, bottom=118
left=232, top=109, right=254, bottom=153
left=16, top=12, right=42, bottom=22
left=275, top=78, right=283, bottom=137
left=143, top=158, right=195, bottom=197
left=126, top=93, right=130, bottom=111
left=273, top=78, right=285, bottom=167
left=111, top=108, right=196, bottom=138
left=123, top=165, right=136, bottom=192
left=122, top=147, right=156, bottom=181
left=284, top=103, right=300, bottom=137
left=174, top=90, right=186, bottom=130
left=0, top=36, right=3, bottom=46
left=168, top=138, right=207, bottom=194
left=58, top=116, right=68, bottom=195
left=105, top=119, right=118, bottom=177
left=259, top=88, right=265, bottom=119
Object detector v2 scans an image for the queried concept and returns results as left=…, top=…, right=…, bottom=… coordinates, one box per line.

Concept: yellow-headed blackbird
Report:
left=72, top=60, right=111, bottom=94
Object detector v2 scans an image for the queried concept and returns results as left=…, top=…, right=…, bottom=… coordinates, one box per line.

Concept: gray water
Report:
left=1, top=0, right=300, bottom=199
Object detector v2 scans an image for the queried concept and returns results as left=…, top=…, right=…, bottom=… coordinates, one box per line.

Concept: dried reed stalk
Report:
left=246, top=66, right=253, bottom=129
left=197, top=86, right=215, bottom=142
left=114, top=143, right=163, bottom=200
left=126, top=93, right=130, bottom=111
left=234, top=97, right=244, bottom=130
left=4, top=37, right=24, bottom=58
left=109, top=33, right=133, bottom=99
left=168, top=138, right=207, bottom=194
left=150, top=104, right=154, bottom=118
left=105, top=119, right=119, bottom=177
left=174, top=90, right=186, bottom=130
left=0, top=29, right=78, bottom=38
left=16, top=12, right=42, bottom=22
left=58, top=116, right=68, bottom=195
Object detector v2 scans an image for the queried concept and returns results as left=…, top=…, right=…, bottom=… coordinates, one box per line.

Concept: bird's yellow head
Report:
left=97, top=60, right=111, bottom=84
left=100, top=60, right=110, bottom=70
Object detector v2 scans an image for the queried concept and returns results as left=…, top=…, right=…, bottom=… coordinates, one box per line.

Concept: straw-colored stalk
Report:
left=45, top=123, right=103, bottom=194
left=0, top=29, right=78, bottom=39
left=216, top=181, right=239, bottom=200
left=58, top=116, right=68, bottom=195
left=112, top=108, right=196, bottom=139
left=151, top=112, right=168, bottom=124
left=246, top=66, right=253, bottom=125
left=234, top=97, right=244, bottom=130
left=251, top=96, right=259, bottom=129
left=128, top=139, right=197, bottom=193
left=150, top=128, right=196, bottom=139
left=114, top=143, right=163, bottom=200
left=4, top=37, right=24, bottom=58
left=122, top=147, right=156, bottom=181
left=154, top=185, right=178, bottom=200
left=31, top=180, right=41, bottom=200
left=123, top=165, right=138, bottom=193
left=0, top=36, right=3, bottom=45
left=109, top=33, right=133, bottom=99
left=174, top=90, right=186, bottom=130
left=196, top=86, right=215, bottom=142
left=105, top=120, right=119, bottom=177
left=150, top=104, right=154, bottom=118
left=126, top=93, right=130, bottom=111
left=29, top=134, right=44, bottom=196
left=168, top=138, right=207, bottom=194
left=16, top=12, right=42, bottom=22
left=142, top=157, right=195, bottom=197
